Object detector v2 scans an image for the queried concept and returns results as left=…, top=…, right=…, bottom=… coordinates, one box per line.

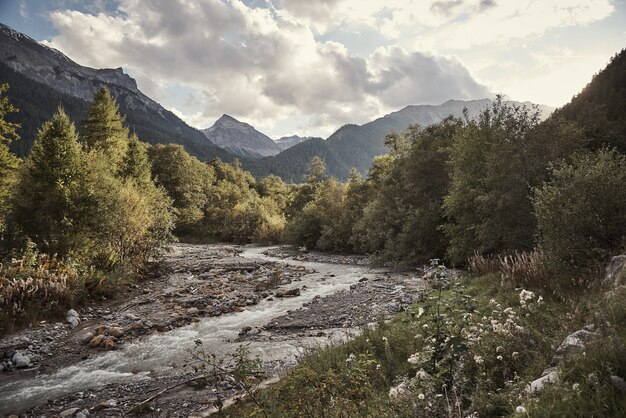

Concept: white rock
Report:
left=187, top=307, right=199, bottom=315
left=67, top=309, right=79, bottom=318
left=526, top=370, right=559, bottom=393
left=67, top=316, right=80, bottom=328
left=552, top=329, right=596, bottom=364
left=12, top=352, right=31, bottom=368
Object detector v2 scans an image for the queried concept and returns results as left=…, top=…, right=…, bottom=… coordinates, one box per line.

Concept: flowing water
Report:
left=0, top=246, right=384, bottom=413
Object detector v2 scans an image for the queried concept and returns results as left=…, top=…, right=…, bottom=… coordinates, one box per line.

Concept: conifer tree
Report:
left=120, top=133, right=151, bottom=186
left=12, top=108, right=85, bottom=255
left=82, top=87, right=129, bottom=169
left=0, top=83, right=21, bottom=232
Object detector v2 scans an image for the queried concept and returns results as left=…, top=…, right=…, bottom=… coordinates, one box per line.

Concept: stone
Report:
left=602, top=255, right=626, bottom=289
left=102, top=338, right=116, bottom=350
left=275, top=288, right=300, bottom=298
left=77, top=330, right=95, bottom=345
left=67, top=316, right=80, bottom=328
left=187, top=307, right=199, bottom=315
left=67, top=309, right=79, bottom=318
left=60, top=407, right=80, bottom=417
left=108, top=327, right=124, bottom=338
left=552, top=329, right=596, bottom=365
left=88, top=335, right=105, bottom=348
left=526, top=370, right=559, bottom=393
left=95, top=325, right=108, bottom=335
left=124, top=313, right=140, bottom=321
left=12, top=352, right=31, bottom=368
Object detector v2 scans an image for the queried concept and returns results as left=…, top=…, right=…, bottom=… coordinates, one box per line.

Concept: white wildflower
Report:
left=519, top=289, right=535, bottom=306
left=474, top=355, right=484, bottom=365
left=496, top=355, right=503, bottom=361
left=407, top=354, right=419, bottom=364
left=346, top=353, right=356, bottom=363
left=515, top=405, right=527, bottom=414
left=418, top=393, right=425, bottom=400
left=417, top=307, right=425, bottom=318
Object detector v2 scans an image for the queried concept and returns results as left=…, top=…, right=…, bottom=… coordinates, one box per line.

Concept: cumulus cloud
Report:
left=41, top=0, right=613, bottom=137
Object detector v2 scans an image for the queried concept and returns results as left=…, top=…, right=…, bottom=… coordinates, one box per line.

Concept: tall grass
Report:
left=468, top=249, right=549, bottom=288
left=0, top=252, right=83, bottom=335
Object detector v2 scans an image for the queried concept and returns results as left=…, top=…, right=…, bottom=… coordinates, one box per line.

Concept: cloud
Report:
left=40, top=0, right=613, bottom=137
left=43, top=0, right=492, bottom=137
left=430, top=1, right=464, bottom=16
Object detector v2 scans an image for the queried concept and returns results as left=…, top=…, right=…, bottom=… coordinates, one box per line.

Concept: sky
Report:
left=1, top=0, right=625, bottom=138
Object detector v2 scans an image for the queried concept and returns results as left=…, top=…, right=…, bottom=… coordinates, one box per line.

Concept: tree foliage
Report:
left=533, top=149, right=626, bottom=272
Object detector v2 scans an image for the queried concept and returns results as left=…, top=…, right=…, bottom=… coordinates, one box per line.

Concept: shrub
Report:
left=0, top=245, right=83, bottom=335
left=533, top=149, right=626, bottom=275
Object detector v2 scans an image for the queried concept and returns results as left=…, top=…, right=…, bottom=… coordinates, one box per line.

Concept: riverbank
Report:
left=0, top=244, right=423, bottom=417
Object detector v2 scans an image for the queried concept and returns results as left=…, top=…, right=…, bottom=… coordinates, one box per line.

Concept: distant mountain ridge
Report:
left=245, top=99, right=554, bottom=182
left=275, top=135, right=318, bottom=151
left=201, top=114, right=282, bottom=159
left=0, top=23, right=233, bottom=161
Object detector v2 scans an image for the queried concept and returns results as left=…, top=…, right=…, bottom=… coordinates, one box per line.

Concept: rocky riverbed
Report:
left=0, top=244, right=425, bottom=417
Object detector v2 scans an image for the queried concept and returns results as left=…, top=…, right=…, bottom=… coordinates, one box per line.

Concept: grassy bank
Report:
left=222, top=266, right=626, bottom=417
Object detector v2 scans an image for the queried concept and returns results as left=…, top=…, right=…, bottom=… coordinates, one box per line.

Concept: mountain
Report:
left=246, top=99, right=554, bottom=182
left=274, top=135, right=318, bottom=151
left=0, top=23, right=233, bottom=161
left=201, top=114, right=281, bottom=159
left=553, top=48, right=626, bottom=153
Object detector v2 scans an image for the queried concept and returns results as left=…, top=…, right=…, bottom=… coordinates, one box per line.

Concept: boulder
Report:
left=67, top=309, right=80, bottom=328
left=602, top=255, right=626, bottom=289
left=551, top=329, right=597, bottom=365
left=77, top=330, right=95, bottom=345
left=12, top=352, right=31, bottom=368
left=526, top=370, right=559, bottom=393
left=108, top=327, right=124, bottom=338
left=88, top=335, right=105, bottom=348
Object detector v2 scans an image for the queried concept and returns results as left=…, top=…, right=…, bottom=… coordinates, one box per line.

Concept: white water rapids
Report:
left=0, top=246, right=384, bottom=414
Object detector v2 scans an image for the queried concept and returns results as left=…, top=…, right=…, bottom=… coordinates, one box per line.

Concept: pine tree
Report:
left=120, top=133, right=151, bottom=186
left=82, top=87, right=129, bottom=169
left=12, top=108, right=85, bottom=255
left=0, top=83, right=21, bottom=232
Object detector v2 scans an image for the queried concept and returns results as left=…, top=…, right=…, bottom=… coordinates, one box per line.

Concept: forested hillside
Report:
left=555, top=48, right=626, bottom=153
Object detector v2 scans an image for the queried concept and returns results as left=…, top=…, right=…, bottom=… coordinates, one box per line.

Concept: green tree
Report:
left=148, top=144, right=215, bottom=236
left=442, top=99, right=585, bottom=264
left=0, top=83, right=21, bottom=232
left=533, top=148, right=626, bottom=273
left=120, top=134, right=152, bottom=186
left=12, top=108, right=85, bottom=256
left=81, top=87, right=129, bottom=169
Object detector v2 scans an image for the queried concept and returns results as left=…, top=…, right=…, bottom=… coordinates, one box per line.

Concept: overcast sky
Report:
left=1, top=0, right=625, bottom=138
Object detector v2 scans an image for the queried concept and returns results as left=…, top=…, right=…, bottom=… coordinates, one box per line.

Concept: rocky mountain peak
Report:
left=202, top=115, right=282, bottom=159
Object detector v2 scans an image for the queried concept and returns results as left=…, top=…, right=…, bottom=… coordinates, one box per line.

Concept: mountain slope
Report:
left=201, top=114, right=281, bottom=159
left=275, top=135, right=317, bottom=151
left=553, top=48, right=626, bottom=153
left=0, top=23, right=232, bottom=161
left=247, top=99, right=554, bottom=182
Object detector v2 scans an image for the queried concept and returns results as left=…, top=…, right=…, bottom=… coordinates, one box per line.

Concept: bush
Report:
left=533, top=149, right=626, bottom=275
left=0, top=244, right=84, bottom=335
